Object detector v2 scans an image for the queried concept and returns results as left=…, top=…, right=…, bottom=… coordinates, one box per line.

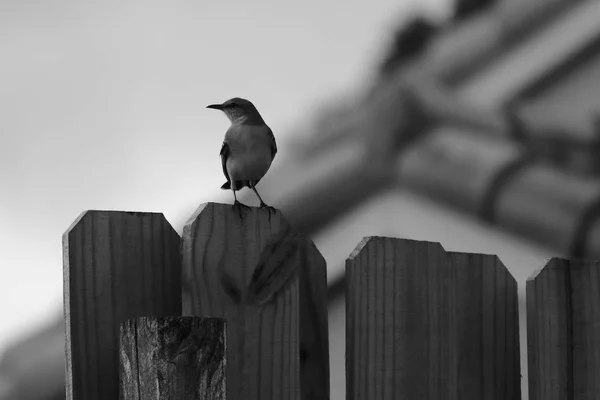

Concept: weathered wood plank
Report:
left=346, top=237, right=520, bottom=399
left=119, top=316, right=226, bottom=400
left=182, top=202, right=329, bottom=400
left=63, top=211, right=182, bottom=400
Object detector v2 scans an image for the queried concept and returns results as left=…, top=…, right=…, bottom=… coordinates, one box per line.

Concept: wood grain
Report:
left=181, top=202, right=329, bottom=400
left=297, top=233, right=330, bottom=400
left=526, top=258, right=600, bottom=399
left=63, top=211, right=182, bottom=400
left=119, top=316, right=225, bottom=400
left=345, top=237, right=520, bottom=399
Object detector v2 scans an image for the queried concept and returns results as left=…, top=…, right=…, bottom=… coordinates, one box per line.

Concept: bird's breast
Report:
left=225, top=124, right=274, bottom=182
left=226, top=150, right=272, bottom=182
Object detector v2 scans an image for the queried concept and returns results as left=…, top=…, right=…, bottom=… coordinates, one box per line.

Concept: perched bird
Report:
left=207, top=97, right=277, bottom=219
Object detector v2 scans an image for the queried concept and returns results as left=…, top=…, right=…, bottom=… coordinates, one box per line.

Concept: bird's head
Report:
left=206, top=97, right=264, bottom=125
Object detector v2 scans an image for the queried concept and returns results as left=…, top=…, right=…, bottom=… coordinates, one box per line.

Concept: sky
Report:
left=0, top=0, right=453, bottom=354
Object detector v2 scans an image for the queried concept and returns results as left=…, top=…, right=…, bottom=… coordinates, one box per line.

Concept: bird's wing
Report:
left=267, top=126, right=277, bottom=160
left=219, top=141, right=230, bottom=183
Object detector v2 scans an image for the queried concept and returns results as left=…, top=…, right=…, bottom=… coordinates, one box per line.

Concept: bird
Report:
left=207, top=97, right=277, bottom=219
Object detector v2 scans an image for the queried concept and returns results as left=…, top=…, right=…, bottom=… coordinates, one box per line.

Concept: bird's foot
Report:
left=233, top=200, right=251, bottom=220
left=259, top=202, right=277, bottom=221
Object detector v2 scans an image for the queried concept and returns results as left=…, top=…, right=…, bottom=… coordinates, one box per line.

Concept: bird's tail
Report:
left=221, top=181, right=231, bottom=190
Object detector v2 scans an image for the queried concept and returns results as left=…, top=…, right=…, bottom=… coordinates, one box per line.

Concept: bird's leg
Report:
left=232, top=190, right=250, bottom=220
left=251, top=186, right=276, bottom=220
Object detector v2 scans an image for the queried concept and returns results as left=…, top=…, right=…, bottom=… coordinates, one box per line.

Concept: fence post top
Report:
left=63, top=210, right=171, bottom=238
left=527, top=256, right=600, bottom=282
left=347, top=236, right=446, bottom=261
left=182, top=202, right=288, bottom=230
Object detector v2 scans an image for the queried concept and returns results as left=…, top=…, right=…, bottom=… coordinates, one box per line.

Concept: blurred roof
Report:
left=4, top=0, right=600, bottom=398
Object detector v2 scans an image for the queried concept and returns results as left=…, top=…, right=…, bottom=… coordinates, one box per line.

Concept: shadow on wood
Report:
left=182, top=202, right=329, bottom=400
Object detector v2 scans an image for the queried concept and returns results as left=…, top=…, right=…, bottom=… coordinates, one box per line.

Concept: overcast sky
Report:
left=0, top=0, right=452, bottom=353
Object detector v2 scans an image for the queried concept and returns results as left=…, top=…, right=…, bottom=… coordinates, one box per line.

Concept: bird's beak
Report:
left=206, top=103, right=223, bottom=110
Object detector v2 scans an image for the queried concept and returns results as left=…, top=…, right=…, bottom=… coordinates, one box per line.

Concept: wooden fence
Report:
left=63, top=202, right=600, bottom=399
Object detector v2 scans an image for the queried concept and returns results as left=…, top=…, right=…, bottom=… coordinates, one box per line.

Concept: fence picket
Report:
left=181, top=202, right=329, bottom=400
left=63, top=211, right=181, bottom=400
left=526, top=258, right=600, bottom=399
left=345, top=236, right=521, bottom=399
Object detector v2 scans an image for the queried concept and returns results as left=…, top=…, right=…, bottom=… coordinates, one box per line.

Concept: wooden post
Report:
left=527, top=258, right=600, bottom=399
left=119, top=316, right=226, bottom=399
left=182, top=202, right=329, bottom=400
left=63, top=211, right=182, bottom=400
left=345, top=237, right=520, bottom=400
